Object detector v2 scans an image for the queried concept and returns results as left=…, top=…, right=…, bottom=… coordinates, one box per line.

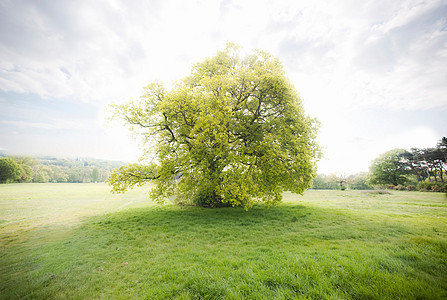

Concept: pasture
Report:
left=0, top=184, right=446, bottom=299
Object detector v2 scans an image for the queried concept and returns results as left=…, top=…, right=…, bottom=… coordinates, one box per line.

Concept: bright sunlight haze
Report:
left=0, top=0, right=446, bottom=175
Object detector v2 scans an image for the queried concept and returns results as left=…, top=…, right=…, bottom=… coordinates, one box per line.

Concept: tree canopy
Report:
left=109, top=44, right=320, bottom=209
left=0, top=157, right=22, bottom=183
left=368, top=149, right=409, bottom=186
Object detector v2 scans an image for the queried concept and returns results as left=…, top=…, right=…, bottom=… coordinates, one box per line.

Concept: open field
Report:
left=0, top=184, right=446, bottom=299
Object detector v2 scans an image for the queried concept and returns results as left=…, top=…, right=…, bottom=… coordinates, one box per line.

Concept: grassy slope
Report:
left=0, top=185, right=446, bottom=299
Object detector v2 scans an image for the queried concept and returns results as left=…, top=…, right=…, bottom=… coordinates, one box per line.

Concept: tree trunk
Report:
left=424, top=160, right=431, bottom=182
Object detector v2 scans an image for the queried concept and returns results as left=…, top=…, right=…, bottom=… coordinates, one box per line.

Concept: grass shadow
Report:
left=1, top=202, right=446, bottom=299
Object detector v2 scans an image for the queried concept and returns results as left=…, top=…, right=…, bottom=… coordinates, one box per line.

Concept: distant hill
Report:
left=38, top=156, right=126, bottom=171
left=1, top=154, right=127, bottom=183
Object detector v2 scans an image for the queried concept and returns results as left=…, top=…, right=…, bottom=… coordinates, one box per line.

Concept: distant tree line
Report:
left=367, top=137, right=446, bottom=192
left=0, top=155, right=125, bottom=184
left=312, top=137, right=446, bottom=192
left=311, top=173, right=373, bottom=191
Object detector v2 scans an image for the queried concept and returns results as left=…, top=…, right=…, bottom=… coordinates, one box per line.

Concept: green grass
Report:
left=1, top=185, right=446, bottom=299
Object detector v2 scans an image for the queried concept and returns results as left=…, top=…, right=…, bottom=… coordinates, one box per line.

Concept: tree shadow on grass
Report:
left=89, top=202, right=403, bottom=241
left=82, top=203, right=446, bottom=296
left=2, top=203, right=446, bottom=299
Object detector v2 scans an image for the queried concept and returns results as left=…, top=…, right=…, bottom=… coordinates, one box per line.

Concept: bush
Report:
left=406, top=185, right=416, bottom=191
left=417, top=181, right=447, bottom=192
left=395, top=185, right=406, bottom=191
left=432, top=184, right=447, bottom=193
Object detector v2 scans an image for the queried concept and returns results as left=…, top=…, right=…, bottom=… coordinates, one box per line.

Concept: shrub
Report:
left=417, top=181, right=429, bottom=191
left=417, top=181, right=447, bottom=192
left=395, top=185, right=406, bottom=191
left=406, top=185, right=416, bottom=191
left=432, top=184, right=447, bottom=193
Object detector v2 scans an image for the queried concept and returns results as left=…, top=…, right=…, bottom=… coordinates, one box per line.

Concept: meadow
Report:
left=0, top=184, right=446, bottom=299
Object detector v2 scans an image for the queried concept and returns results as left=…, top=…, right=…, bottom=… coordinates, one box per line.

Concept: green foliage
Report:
left=347, top=172, right=373, bottom=190
left=406, top=185, right=416, bottom=191
left=110, top=44, right=319, bottom=209
left=33, top=166, right=53, bottom=183
left=368, top=138, right=447, bottom=191
left=311, top=174, right=340, bottom=190
left=395, top=185, right=407, bottom=191
left=9, top=156, right=36, bottom=183
left=1, top=156, right=121, bottom=184
left=311, top=173, right=331, bottom=189
left=417, top=181, right=447, bottom=193
left=107, top=163, right=159, bottom=193
left=408, top=146, right=446, bottom=183
left=11, top=155, right=39, bottom=167
left=18, top=164, right=34, bottom=183
left=48, top=165, right=68, bottom=183
left=91, top=167, right=100, bottom=182
left=0, top=157, right=22, bottom=183
left=368, top=149, right=409, bottom=186
left=312, top=173, right=353, bottom=190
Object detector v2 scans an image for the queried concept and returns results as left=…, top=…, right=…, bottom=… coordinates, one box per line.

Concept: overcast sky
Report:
left=1, top=0, right=446, bottom=175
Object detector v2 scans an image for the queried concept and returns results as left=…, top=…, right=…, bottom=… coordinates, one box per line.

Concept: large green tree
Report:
left=368, top=149, right=409, bottom=186
left=0, top=157, right=22, bottom=183
left=109, top=44, right=320, bottom=209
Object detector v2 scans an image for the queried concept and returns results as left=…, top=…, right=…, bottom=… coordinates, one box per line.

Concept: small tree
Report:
left=311, top=174, right=330, bottom=189
left=109, top=44, right=320, bottom=209
left=33, top=166, right=53, bottom=183
left=18, top=164, right=34, bottom=183
left=91, top=167, right=100, bottom=183
left=11, top=156, right=39, bottom=183
left=348, top=173, right=373, bottom=190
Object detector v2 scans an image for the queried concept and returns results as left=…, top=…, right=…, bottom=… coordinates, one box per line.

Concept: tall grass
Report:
left=1, top=185, right=446, bottom=299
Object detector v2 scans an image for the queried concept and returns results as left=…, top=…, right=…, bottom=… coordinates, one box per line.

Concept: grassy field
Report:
left=0, top=184, right=446, bottom=299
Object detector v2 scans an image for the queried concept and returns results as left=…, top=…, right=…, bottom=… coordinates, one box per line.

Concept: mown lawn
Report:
left=0, top=184, right=446, bottom=299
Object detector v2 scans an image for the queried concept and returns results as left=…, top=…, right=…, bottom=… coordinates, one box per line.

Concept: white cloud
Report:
left=1, top=0, right=445, bottom=109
